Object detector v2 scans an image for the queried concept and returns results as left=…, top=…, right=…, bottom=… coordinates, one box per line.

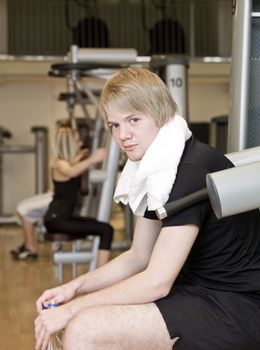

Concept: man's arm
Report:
left=35, top=221, right=199, bottom=350
left=36, top=217, right=162, bottom=310
left=68, top=223, right=199, bottom=310
left=42, top=222, right=198, bottom=317
left=73, top=216, right=162, bottom=294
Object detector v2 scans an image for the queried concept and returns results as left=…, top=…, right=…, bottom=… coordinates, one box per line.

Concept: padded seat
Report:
left=45, top=232, right=88, bottom=242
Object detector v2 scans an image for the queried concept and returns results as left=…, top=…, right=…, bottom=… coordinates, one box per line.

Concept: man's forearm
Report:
left=66, top=268, right=165, bottom=319
left=69, top=249, right=146, bottom=296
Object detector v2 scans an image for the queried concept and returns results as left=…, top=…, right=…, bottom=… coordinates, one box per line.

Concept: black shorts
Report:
left=154, top=285, right=260, bottom=350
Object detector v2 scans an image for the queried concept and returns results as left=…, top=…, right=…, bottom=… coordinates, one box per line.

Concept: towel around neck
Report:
left=114, top=114, right=192, bottom=216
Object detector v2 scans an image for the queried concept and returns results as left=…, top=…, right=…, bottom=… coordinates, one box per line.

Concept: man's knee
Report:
left=63, top=308, right=99, bottom=350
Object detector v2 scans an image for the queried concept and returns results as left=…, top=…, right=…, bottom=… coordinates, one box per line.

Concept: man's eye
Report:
left=130, top=118, right=139, bottom=124
left=109, top=123, right=119, bottom=129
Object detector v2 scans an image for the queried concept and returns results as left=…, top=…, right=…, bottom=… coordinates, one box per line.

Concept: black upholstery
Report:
left=72, top=17, right=109, bottom=48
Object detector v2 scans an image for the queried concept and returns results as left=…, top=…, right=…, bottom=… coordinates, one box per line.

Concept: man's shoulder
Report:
left=181, top=137, right=232, bottom=172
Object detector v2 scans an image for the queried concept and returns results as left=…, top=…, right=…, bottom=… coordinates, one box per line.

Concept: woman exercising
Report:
left=11, top=119, right=71, bottom=260
left=43, top=125, right=113, bottom=268
left=35, top=68, right=260, bottom=350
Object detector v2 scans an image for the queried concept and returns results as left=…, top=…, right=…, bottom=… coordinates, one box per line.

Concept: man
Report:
left=35, top=68, right=260, bottom=350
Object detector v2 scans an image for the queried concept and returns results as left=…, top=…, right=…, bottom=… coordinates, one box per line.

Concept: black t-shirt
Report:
left=45, top=176, right=80, bottom=220
left=145, top=137, right=260, bottom=301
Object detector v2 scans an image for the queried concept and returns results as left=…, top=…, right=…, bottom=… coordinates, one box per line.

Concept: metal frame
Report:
left=228, top=0, right=252, bottom=152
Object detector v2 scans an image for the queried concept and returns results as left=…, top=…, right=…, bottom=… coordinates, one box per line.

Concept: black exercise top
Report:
left=44, top=176, right=80, bottom=220
left=145, top=136, right=260, bottom=301
left=145, top=137, right=260, bottom=349
left=44, top=175, right=113, bottom=251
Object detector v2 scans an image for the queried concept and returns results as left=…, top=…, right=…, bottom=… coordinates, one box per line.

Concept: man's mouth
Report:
left=124, top=144, right=137, bottom=151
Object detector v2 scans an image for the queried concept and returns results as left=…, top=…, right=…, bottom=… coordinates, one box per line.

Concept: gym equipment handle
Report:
left=156, top=187, right=208, bottom=220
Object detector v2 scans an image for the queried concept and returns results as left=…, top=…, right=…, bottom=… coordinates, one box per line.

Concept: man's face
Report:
left=106, top=104, right=160, bottom=161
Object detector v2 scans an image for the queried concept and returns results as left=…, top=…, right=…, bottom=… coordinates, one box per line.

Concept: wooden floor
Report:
left=0, top=205, right=126, bottom=350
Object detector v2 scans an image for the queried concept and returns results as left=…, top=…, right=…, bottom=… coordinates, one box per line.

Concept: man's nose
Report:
left=119, top=125, right=131, bottom=140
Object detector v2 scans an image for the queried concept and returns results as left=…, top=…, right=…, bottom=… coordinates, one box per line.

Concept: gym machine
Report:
left=154, top=0, right=260, bottom=228
left=229, top=0, right=260, bottom=152
left=47, top=47, right=140, bottom=280
left=66, top=46, right=139, bottom=250
left=49, top=46, right=137, bottom=122
left=156, top=145, right=260, bottom=220
left=150, top=55, right=189, bottom=120
left=0, top=126, right=48, bottom=224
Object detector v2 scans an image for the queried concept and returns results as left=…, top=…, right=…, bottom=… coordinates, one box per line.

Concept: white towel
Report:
left=114, top=114, right=192, bottom=216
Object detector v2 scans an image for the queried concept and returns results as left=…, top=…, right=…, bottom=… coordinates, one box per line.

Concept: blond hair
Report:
left=100, top=67, right=177, bottom=127
left=53, top=127, right=78, bottom=164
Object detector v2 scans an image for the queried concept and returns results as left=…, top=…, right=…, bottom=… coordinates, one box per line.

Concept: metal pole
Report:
left=0, top=133, right=3, bottom=214
left=31, top=127, right=48, bottom=194
left=97, top=136, right=120, bottom=222
left=150, top=55, right=189, bottom=120
left=228, top=0, right=252, bottom=152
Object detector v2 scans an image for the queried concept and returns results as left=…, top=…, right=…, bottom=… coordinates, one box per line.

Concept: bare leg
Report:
left=63, top=303, right=179, bottom=350
left=96, top=249, right=110, bottom=267
left=17, top=213, right=37, bottom=252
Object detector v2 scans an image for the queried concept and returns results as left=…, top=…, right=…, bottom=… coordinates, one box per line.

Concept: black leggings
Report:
left=44, top=216, right=113, bottom=250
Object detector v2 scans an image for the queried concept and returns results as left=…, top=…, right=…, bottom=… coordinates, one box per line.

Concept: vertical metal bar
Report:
left=228, top=0, right=252, bottom=152
left=97, top=136, right=120, bottom=223
left=0, top=135, right=3, bottom=214
left=189, top=1, right=196, bottom=57
left=165, top=59, right=189, bottom=119
left=31, top=127, right=48, bottom=194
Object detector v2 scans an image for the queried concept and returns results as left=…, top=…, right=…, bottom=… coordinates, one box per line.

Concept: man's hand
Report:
left=34, top=303, right=70, bottom=350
